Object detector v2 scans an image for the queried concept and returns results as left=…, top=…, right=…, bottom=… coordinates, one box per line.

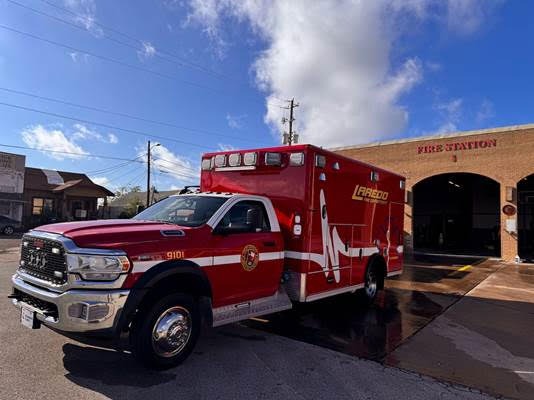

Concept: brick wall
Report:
left=333, top=125, right=534, bottom=261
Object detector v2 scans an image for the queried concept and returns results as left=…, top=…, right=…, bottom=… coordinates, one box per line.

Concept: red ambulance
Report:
left=10, top=144, right=405, bottom=368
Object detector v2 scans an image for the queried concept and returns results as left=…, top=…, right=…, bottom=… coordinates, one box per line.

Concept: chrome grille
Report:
left=20, top=235, right=67, bottom=284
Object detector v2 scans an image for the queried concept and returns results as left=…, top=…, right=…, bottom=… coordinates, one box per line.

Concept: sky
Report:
left=0, top=0, right=532, bottom=192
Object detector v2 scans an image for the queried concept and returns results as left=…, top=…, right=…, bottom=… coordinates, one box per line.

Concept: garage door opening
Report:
left=413, top=173, right=500, bottom=257
left=518, top=174, right=534, bottom=261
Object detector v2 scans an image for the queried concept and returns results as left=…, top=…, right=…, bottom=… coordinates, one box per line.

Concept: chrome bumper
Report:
left=11, top=273, right=130, bottom=334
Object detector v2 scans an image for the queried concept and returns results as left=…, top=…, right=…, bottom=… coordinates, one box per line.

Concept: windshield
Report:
left=133, top=195, right=228, bottom=227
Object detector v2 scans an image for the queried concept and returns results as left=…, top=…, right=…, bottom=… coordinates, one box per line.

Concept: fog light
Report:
left=87, top=304, right=110, bottom=322
left=68, top=303, right=87, bottom=319
left=68, top=303, right=110, bottom=322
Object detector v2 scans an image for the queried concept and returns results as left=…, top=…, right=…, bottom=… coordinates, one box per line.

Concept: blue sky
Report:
left=0, top=0, right=530, bottom=191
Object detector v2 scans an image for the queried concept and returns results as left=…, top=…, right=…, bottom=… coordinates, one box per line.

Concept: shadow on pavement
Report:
left=62, top=343, right=176, bottom=388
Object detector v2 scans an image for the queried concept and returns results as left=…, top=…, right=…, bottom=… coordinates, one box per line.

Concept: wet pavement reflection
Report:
left=245, top=255, right=500, bottom=362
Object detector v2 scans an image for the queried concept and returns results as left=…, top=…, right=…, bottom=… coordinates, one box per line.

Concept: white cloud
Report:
left=433, top=98, right=463, bottom=133
left=21, top=125, right=89, bottom=160
left=90, top=176, right=112, bottom=188
left=71, top=123, right=118, bottom=144
left=225, top=113, right=246, bottom=129
left=445, top=0, right=503, bottom=36
left=108, top=133, right=119, bottom=144
left=64, top=0, right=103, bottom=37
left=185, top=0, right=503, bottom=146
left=217, top=143, right=235, bottom=151
left=138, top=41, right=157, bottom=60
left=426, top=61, right=442, bottom=72
left=69, top=52, right=89, bottom=63
left=476, top=99, right=495, bottom=123
left=141, top=144, right=199, bottom=182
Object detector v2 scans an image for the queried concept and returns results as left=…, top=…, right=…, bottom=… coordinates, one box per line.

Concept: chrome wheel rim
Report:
left=4, top=227, right=13, bottom=235
left=152, top=306, right=192, bottom=358
left=365, top=269, right=377, bottom=299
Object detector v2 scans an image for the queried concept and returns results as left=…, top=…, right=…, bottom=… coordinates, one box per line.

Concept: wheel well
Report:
left=118, top=260, right=215, bottom=334
left=139, top=272, right=211, bottom=311
left=368, top=254, right=387, bottom=289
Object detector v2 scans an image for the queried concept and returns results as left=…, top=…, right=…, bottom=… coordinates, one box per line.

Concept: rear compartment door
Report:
left=387, top=201, right=404, bottom=273
left=305, top=154, right=354, bottom=299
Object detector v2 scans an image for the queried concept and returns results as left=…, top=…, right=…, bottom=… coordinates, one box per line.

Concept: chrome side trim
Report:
left=387, top=269, right=403, bottom=277
left=214, top=166, right=256, bottom=172
left=212, top=288, right=292, bottom=327
left=305, top=283, right=364, bottom=302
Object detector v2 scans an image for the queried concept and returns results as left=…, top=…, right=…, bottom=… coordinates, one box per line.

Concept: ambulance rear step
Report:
left=212, top=288, right=292, bottom=327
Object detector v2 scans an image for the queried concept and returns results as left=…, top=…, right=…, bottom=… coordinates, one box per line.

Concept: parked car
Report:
left=0, top=215, right=21, bottom=235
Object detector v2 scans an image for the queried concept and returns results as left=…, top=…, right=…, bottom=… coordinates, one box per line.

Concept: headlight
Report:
left=66, top=254, right=130, bottom=281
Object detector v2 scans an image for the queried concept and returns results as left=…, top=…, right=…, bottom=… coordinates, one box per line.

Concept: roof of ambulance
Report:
left=202, top=144, right=405, bottom=180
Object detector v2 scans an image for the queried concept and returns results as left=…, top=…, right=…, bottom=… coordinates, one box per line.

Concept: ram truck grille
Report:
left=19, top=235, right=67, bottom=285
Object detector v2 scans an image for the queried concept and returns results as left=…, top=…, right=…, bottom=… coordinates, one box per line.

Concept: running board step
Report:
left=212, top=288, right=292, bottom=327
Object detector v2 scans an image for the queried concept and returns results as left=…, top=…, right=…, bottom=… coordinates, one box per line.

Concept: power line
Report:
left=7, top=0, right=226, bottom=81
left=152, top=163, right=199, bottom=180
left=38, top=0, right=227, bottom=80
left=0, top=142, right=148, bottom=162
left=0, top=86, right=258, bottom=143
left=0, top=24, right=219, bottom=93
left=152, top=155, right=198, bottom=171
left=0, top=100, right=214, bottom=150
left=84, top=155, right=145, bottom=174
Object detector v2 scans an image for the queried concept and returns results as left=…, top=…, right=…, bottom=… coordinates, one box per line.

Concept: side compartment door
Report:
left=208, top=200, right=284, bottom=307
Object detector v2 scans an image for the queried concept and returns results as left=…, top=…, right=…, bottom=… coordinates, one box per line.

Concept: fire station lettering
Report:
left=352, top=185, right=388, bottom=204
left=417, top=139, right=497, bottom=154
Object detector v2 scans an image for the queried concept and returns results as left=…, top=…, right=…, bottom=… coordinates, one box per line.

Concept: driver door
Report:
left=208, top=200, right=284, bottom=307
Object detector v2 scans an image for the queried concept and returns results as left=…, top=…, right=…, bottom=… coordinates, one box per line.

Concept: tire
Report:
left=358, top=263, right=381, bottom=304
left=3, top=226, right=14, bottom=236
left=130, top=293, right=200, bottom=369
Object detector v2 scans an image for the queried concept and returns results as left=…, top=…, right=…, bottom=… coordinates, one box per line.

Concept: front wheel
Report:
left=130, top=293, right=200, bottom=369
left=3, top=226, right=14, bottom=235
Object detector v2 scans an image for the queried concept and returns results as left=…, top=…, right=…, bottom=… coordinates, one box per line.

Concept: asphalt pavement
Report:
left=0, top=246, right=493, bottom=400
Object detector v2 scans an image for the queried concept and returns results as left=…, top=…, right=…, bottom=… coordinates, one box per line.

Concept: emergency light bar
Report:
left=201, top=158, right=211, bottom=170
left=243, top=152, right=257, bottom=166
left=228, top=153, right=241, bottom=167
left=265, top=152, right=282, bottom=166
left=214, top=154, right=226, bottom=168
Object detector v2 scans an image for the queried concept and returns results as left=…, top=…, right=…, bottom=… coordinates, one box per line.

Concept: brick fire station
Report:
left=333, top=123, right=534, bottom=262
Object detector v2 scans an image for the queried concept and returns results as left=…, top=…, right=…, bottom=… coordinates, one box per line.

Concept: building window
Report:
left=32, top=198, right=54, bottom=215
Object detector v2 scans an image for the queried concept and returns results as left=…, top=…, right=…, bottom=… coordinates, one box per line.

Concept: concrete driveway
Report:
left=386, top=262, right=534, bottom=400
left=0, top=247, right=493, bottom=400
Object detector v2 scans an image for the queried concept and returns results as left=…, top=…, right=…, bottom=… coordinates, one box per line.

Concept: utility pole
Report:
left=282, top=98, right=299, bottom=145
left=146, top=140, right=151, bottom=207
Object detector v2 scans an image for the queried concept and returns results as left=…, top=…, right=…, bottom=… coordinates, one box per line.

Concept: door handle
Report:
left=263, top=241, right=276, bottom=247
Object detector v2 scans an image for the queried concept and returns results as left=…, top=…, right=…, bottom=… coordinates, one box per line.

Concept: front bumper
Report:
left=11, top=273, right=130, bottom=334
